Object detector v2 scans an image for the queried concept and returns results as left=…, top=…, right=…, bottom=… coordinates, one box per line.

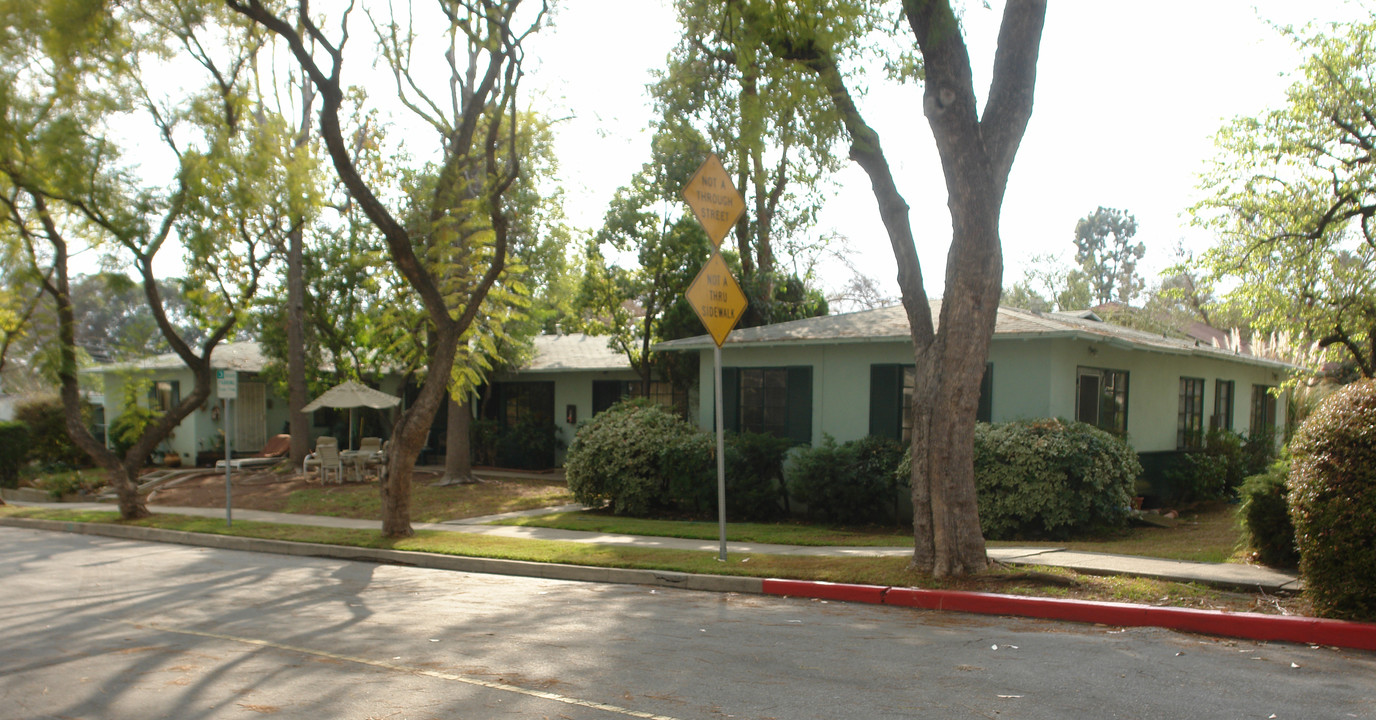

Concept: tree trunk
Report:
left=437, top=393, right=476, bottom=485
left=286, top=223, right=309, bottom=465
left=380, top=325, right=462, bottom=536
left=760, top=0, right=1044, bottom=577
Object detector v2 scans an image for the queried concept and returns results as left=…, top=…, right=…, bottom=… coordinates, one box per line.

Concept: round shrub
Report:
left=564, top=399, right=695, bottom=516
left=1237, top=457, right=1297, bottom=568
left=974, top=419, right=1140, bottom=540
left=1288, top=379, right=1376, bottom=621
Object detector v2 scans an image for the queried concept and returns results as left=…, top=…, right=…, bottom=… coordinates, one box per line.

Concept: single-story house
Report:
left=655, top=302, right=1291, bottom=460
left=87, top=334, right=665, bottom=468
left=90, top=342, right=317, bottom=466
left=479, top=333, right=666, bottom=466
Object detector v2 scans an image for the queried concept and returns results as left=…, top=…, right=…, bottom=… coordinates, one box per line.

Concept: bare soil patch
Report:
left=143, top=466, right=436, bottom=513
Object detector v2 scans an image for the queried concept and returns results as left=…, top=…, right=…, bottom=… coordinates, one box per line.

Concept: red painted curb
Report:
left=760, top=579, right=1376, bottom=652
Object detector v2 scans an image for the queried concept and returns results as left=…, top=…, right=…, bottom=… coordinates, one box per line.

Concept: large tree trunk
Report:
left=763, top=0, right=1044, bottom=577
left=287, top=79, right=315, bottom=466
left=380, top=325, right=462, bottom=536
left=437, top=393, right=476, bottom=485
left=286, top=224, right=309, bottom=465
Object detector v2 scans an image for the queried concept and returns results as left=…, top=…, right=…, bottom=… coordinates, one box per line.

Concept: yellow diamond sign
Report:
left=682, top=153, right=744, bottom=248
left=686, top=253, right=748, bottom=347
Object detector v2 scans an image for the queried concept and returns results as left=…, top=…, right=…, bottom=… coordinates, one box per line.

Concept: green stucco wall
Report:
left=693, top=336, right=1288, bottom=454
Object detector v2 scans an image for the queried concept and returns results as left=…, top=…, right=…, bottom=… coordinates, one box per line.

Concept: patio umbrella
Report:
left=302, top=381, right=401, bottom=449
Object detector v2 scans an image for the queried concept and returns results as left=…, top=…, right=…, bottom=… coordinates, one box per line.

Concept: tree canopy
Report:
left=1193, top=14, right=1376, bottom=379
left=1074, top=206, right=1144, bottom=306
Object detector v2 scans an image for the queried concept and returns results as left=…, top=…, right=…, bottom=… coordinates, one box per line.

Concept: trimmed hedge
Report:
left=661, top=430, right=791, bottom=521
left=973, top=419, right=1140, bottom=540
left=1289, top=379, right=1376, bottom=621
left=788, top=434, right=906, bottom=525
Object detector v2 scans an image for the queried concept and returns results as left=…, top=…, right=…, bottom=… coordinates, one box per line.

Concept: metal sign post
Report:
left=217, top=370, right=238, bottom=527
left=714, top=345, right=727, bottom=561
left=683, top=153, right=747, bottom=562
left=225, top=399, right=233, bottom=527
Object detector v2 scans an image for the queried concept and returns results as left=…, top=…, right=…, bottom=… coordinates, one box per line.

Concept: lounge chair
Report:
left=216, top=434, right=292, bottom=470
left=303, top=436, right=344, bottom=484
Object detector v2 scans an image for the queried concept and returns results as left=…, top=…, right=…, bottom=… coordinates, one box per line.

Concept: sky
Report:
left=512, top=0, right=1372, bottom=304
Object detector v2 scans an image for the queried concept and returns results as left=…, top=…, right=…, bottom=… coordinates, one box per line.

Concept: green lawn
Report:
left=0, top=505, right=1270, bottom=614
left=492, top=512, right=912, bottom=546
left=990, top=503, right=1246, bottom=564
left=495, top=502, right=1247, bottom=564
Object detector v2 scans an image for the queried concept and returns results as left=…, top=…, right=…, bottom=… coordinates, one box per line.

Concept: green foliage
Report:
left=13, top=395, right=88, bottom=467
left=1160, top=429, right=1276, bottom=505
left=565, top=401, right=791, bottom=520
left=469, top=418, right=503, bottom=467
left=659, top=431, right=718, bottom=515
left=36, top=469, right=103, bottom=500
left=494, top=420, right=563, bottom=471
left=973, top=419, right=1141, bottom=540
left=0, top=421, right=31, bottom=489
left=1288, top=379, right=1376, bottom=621
left=565, top=399, right=698, bottom=516
left=655, top=1, right=878, bottom=291
left=1002, top=253, right=1093, bottom=312
left=788, top=434, right=906, bottom=525
left=108, top=379, right=159, bottom=461
left=1192, top=17, right=1376, bottom=379
left=739, top=272, right=830, bottom=328
left=657, top=431, right=791, bottom=521
left=576, top=123, right=713, bottom=392
left=1238, top=457, right=1298, bottom=568
left=723, top=431, right=794, bottom=520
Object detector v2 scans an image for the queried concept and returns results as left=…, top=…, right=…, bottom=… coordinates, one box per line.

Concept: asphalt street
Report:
left=2, top=525, right=1373, bottom=720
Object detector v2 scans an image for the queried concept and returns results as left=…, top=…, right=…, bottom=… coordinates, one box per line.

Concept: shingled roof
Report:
left=521, top=334, right=631, bottom=373
left=655, top=303, right=1292, bottom=370
left=86, top=341, right=271, bottom=373
left=90, top=334, right=631, bottom=376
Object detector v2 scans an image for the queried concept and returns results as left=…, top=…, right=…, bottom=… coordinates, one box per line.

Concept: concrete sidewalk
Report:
left=11, top=500, right=1301, bottom=593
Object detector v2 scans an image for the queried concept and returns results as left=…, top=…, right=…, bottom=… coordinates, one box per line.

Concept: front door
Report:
left=235, top=381, right=267, bottom=452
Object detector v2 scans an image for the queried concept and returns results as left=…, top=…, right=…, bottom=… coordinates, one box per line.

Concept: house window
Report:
left=740, top=368, right=789, bottom=438
left=1251, top=384, right=1277, bottom=437
left=869, top=364, right=992, bottom=442
left=1213, top=380, right=1234, bottom=431
left=592, top=379, right=687, bottom=418
left=487, top=382, right=554, bottom=427
left=721, top=366, right=812, bottom=445
left=150, top=381, right=180, bottom=413
left=1076, top=367, right=1128, bottom=436
left=1178, top=377, right=1206, bottom=449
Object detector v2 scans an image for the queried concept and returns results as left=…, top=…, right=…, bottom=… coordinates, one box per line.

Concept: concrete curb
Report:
left=761, top=579, right=1376, bottom=651
left=6, top=516, right=1373, bottom=652
left=0, top=517, right=760, bottom=596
